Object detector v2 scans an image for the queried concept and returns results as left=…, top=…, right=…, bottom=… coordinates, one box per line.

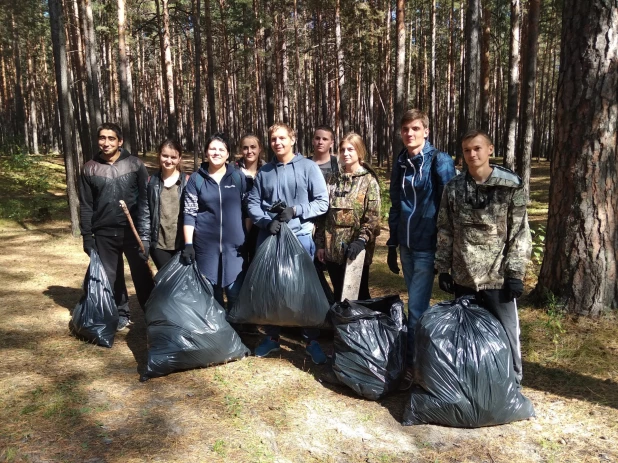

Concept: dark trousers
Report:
left=95, top=234, right=155, bottom=318
left=455, top=284, right=523, bottom=382
left=151, top=247, right=176, bottom=270
left=325, top=260, right=371, bottom=302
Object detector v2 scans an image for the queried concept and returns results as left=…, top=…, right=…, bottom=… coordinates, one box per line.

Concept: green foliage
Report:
left=212, top=439, right=227, bottom=456
left=543, top=289, right=567, bottom=357
left=530, top=224, right=546, bottom=265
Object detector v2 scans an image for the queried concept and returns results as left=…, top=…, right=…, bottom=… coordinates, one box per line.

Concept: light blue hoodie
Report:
left=247, top=153, right=329, bottom=237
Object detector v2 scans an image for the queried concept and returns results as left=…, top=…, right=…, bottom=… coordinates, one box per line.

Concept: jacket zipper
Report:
left=218, top=182, right=223, bottom=254
left=406, top=161, right=418, bottom=248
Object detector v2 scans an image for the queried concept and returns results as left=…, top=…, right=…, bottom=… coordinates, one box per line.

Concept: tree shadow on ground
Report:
left=522, top=361, right=618, bottom=409
left=44, top=285, right=83, bottom=312
left=124, top=298, right=148, bottom=377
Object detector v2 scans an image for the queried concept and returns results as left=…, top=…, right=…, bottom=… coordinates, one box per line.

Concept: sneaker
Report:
left=254, top=336, right=280, bottom=358
left=398, top=367, right=415, bottom=391
left=305, top=340, right=327, bottom=365
left=117, top=316, right=131, bottom=332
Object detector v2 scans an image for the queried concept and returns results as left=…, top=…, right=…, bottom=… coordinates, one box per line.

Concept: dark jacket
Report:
left=79, top=148, right=150, bottom=241
left=183, top=163, right=247, bottom=287
left=387, top=141, right=456, bottom=252
left=147, top=171, right=188, bottom=251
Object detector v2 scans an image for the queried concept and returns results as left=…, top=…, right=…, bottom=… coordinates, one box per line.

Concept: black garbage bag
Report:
left=69, top=250, right=119, bottom=348
left=403, top=297, right=535, bottom=427
left=228, top=223, right=330, bottom=327
left=330, top=296, right=407, bottom=400
left=142, top=254, right=250, bottom=380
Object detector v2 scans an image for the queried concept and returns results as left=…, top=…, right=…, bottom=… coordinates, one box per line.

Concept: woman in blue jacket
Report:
left=181, top=133, right=246, bottom=310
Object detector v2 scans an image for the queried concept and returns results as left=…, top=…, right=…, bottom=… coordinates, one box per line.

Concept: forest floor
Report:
left=1, top=153, right=617, bottom=463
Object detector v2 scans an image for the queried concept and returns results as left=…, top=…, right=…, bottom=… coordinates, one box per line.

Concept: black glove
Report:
left=277, top=206, right=295, bottom=223
left=267, top=219, right=282, bottom=235
left=439, top=273, right=455, bottom=294
left=83, top=235, right=97, bottom=257
left=138, top=241, right=150, bottom=261
left=345, top=239, right=366, bottom=261
left=180, top=244, right=195, bottom=265
left=387, top=246, right=400, bottom=274
left=504, top=278, right=524, bottom=299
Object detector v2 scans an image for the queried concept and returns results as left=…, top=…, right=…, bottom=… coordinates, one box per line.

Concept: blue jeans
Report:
left=210, top=272, right=244, bottom=312
left=399, top=246, right=435, bottom=367
left=263, top=233, right=320, bottom=342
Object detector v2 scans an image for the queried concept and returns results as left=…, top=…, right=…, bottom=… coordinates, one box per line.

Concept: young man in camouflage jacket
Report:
left=435, top=129, right=531, bottom=382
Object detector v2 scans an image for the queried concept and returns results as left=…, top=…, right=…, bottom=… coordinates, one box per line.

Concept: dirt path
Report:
left=1, top=215, right=617, bottom=462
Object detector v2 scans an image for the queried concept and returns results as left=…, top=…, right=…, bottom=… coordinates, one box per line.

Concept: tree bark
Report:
left=204, top=0, right=217, bottom=134
left=335, top=0, right=348, bottom=134
left=464, top=0, right=481, bottom=132
left=516, top=0, right=540, bottom=202
left=393, top=0, right=406, bottom=164
left=49, top=0, right=80, bottom=235
left=537, top=1, right=618, bottom=316
left=480, top=0, right=491, bottom=131
left=504, top=0, right=521, bottom=170
left=192, top=0, right=202, bottom=169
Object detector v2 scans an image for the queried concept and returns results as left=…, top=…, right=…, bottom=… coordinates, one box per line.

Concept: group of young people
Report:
left=78, top=108, right=530, bottom=387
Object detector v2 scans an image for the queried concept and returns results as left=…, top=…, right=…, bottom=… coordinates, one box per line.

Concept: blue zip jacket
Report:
left=184, top=163, right=246, bottom=287
left=387, top=141, right=456, bottom=252
left=247, top=153, right=329, bottom=238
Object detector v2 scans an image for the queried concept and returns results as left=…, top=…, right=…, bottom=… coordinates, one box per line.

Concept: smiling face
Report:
left=241, top=136, right=261, bottom=165
left=400, top=119, right=429, bottom=155
left=159, top=146, right=181, bottom=174
left=339, top=141, right=360, bottom=172
left=98, top=129, right=123, bottom=158
left=270, top=127, right=295, bottom=160
left=312, top=129, right=334, bottom=156
left=462, top=134, right=494, bottom=172
left=206, top=139, right=229, bottom=169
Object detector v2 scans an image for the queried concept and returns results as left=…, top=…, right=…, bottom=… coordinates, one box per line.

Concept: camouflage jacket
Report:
left=435, top=165, right=531, bottom=291
left=314, top=164, right=381, bottom=266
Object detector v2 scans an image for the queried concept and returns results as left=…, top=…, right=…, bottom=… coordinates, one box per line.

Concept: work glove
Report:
left=387, top=246, right=400, bottom=274
left=276, top=206, right=295, bottom=223
left=138, top=241, right=150, bottom=261
left=180, top=244, right=195, bottom=265
left=267, top=219, right=282, bottom=235
left=83, top=235, right=97, bottom=257
left=345, top=239, right=366, bottom=261
left=504, top=278, right=524, bottom=300
left=439, top=273, right=455, bottom=294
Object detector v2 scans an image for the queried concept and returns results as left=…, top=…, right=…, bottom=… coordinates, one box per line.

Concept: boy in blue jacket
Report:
left=247, top=122, right=329, bottom=364
left=387, top=109, right=456, bottom=389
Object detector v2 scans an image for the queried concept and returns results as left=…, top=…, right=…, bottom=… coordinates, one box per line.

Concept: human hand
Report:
left=138, top=241, right=150, bottom=261
left=180, top=244, right=195, bottom=265
left=267, top=219, right=282, bottom=235
left=504, top=278, right=524, bottom=299
left=345, top=239, right=366, bottom=261
left=316, top=249, right=326, bottom=263
left=438, top=273, right=454, bottom=294
left=277, top=206, right=295, bottom=223
left=387, top=246, right=400, bottom=274
left=83, top=236, right=97, bottom=257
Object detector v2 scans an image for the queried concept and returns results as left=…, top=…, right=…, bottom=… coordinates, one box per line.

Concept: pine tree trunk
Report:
left=192, top=0, right=202, bottom=169
left=11, top=13, right=26, bottom=143
left=49, top=0, right=80, bottom=235
left=537, top=0, right=618, bottom=316
left=480, top=0, right=491, bottom=131
left=204, top=0, right=217, bottom=134
left=503, top=0, right=521, bottom=169
left=464, top=0, right=481, bottom=132
left=392, top=0, right=405, bottom=166
left=335, top=0, right=348, bottom=134
left=516, top=0, right=540, bottom=202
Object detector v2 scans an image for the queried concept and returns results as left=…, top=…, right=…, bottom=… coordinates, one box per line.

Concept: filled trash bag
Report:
left=403, top=297, right=535, bottom=427
left=330, top=296, right=407, bottom=400
left=228, top=223, right=330, bottom=327
left=69, top=250, right=119, bottom=348
left=142, top=254, right=250, bottom=380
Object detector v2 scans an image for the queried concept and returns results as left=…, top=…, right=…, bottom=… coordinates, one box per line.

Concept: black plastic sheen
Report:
left=330, top=296, right=407, bottom=400
left=403, top=297, right=535, bottom=427
left=69, top=250, right=119, bottom=348
left=143, top=254, right=250, bottom=380
left=227, top=223, right=330, bottom=327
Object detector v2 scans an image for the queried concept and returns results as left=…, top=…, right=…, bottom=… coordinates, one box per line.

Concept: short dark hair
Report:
left=206, top=132, right=230, bottom=153
left=461, top=129, right=493, bottom=145
left=400, top=109, right=429, bottom=129
left=97, top=122, right=123, bottom=140
left=314, top=125, right=335, bottom=140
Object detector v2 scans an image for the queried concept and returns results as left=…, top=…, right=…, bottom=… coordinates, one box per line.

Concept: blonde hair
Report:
left=339, top=132, right=367, bottom=162
left=268, top=122, right=296, bottom=141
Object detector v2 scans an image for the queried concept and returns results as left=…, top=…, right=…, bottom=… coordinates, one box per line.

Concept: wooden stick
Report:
left=119, top=200, right=154, bottom=277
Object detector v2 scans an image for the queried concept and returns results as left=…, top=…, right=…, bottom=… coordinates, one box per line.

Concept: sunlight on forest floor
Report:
left=1, top=156, right=617, bottom=463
